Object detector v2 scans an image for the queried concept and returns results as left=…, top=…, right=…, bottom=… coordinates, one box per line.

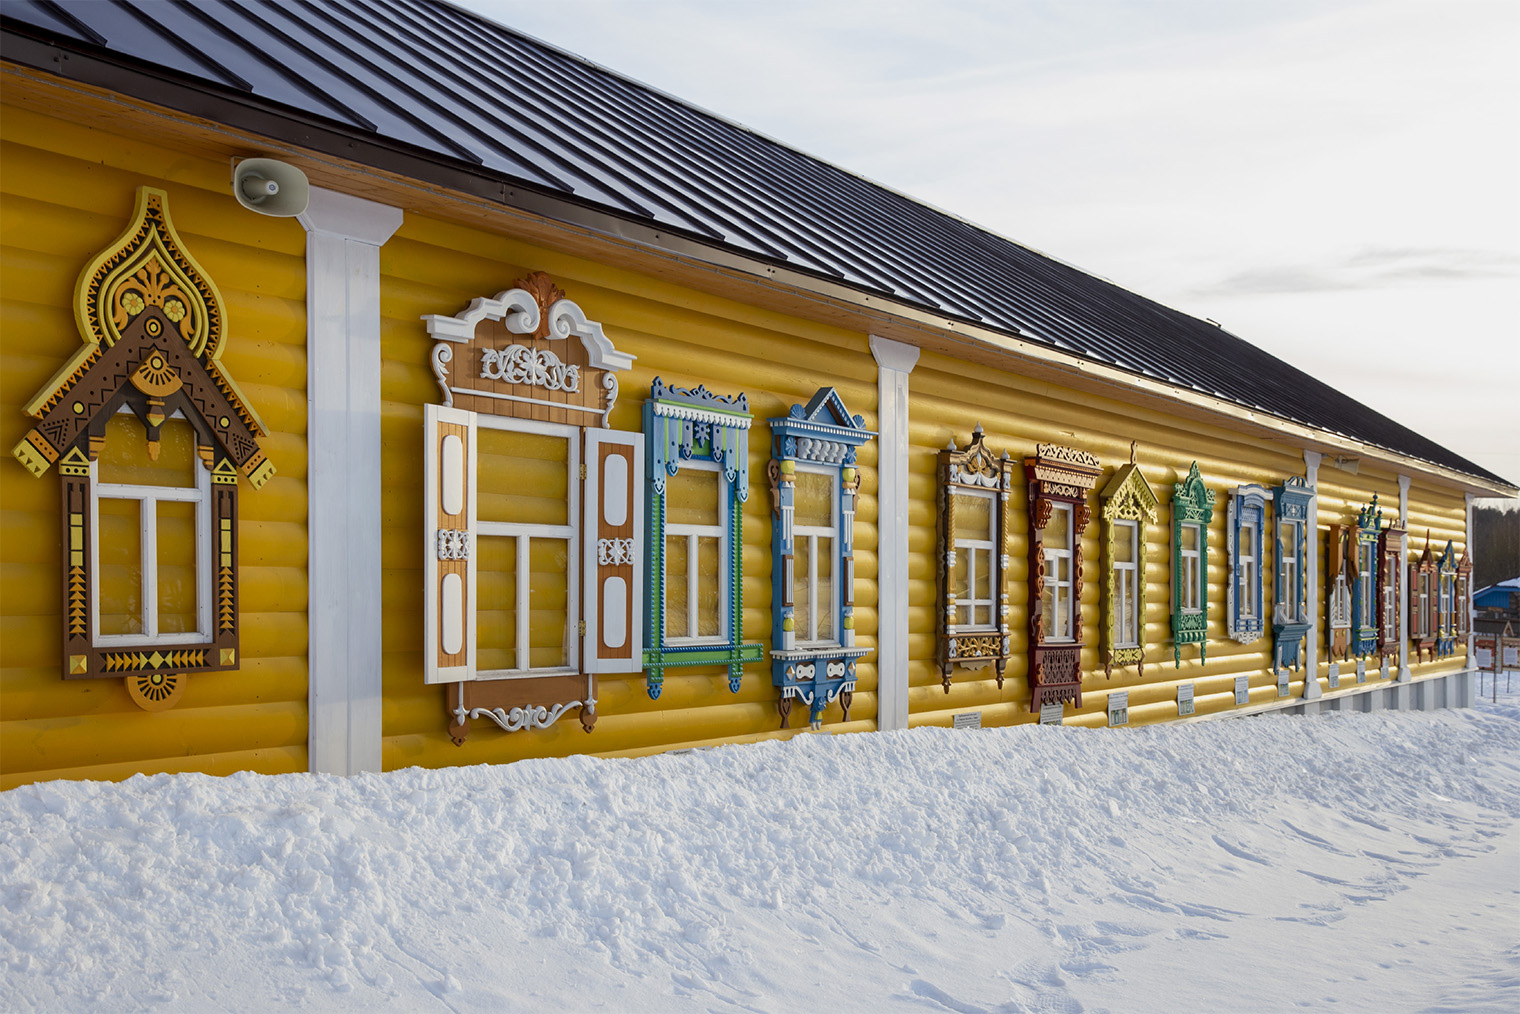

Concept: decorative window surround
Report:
left=10, top=187, right=272, bottom=714
left=937, top=426, right=1015, bottom=692
left=768, top=388, right=876, bottom=729
left=1271, top=475, right=1314, bottom=673
left=1351, top=496, right=1382, bottom=658
left=1101, top=451, right=1158, bottom=677
left=1376, top=522, right=1407, bottom=666
left=642, top=378, right=763, bottom=699
left=301, top=187, right=403, bottom=776
left=1434, top=541, right=1469, bottom=660
left=1226, top=484, right=1271, bottom=645
left=423, top=274, right=641, bottom=743
left=1169, top=461, right=1215, bottom=667
left=1025, top=443, right=1102, bottom=710
left=1328, top=523, right=1354, bottom=662
left=1411, top=533, right=1439, bottom=663
left=870, top=336, right=919, bottom=733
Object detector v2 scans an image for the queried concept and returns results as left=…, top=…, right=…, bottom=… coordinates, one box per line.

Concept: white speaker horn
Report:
left=232, top=158, right=310, bottom=217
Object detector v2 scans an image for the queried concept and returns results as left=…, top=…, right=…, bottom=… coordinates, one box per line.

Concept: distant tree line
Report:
left=1474, top=504, right=1520, bottom=589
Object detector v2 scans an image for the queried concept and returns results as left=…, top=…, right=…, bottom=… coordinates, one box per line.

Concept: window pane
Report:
left=477, top=427, right=569, bottom=526
left=956, top=491, right=993, bottom=543
left=662, top=535, right=693, bottom=638
left=477, top=535, right=517, bottom=670
left=98, top=415, right=198, bottom=487
left=816, top=536, right=834, bottom=641
left=696, top=535, right=722, bottom=637
left=99, top=497, right=143, bottom=635
left=793, top=470, right=833, bottom=529
left=667, top=468, right=720, bottom=528
left=664, top=535, right=689, bottom=639
left=952, top=544, right=970, bottom=624
left=974, top=546, right=992, bottom=604
left=528, top=537, right=570, bottom=668
left=793, top=537, right=812, bottom=640
left=156, top=499, right=198, bottom=634
left=1044, top=505, right=1070, bottom=552
left=1181, top=524, right=1196, bottom=554
left=1113, top=521, right=1134, bottom=565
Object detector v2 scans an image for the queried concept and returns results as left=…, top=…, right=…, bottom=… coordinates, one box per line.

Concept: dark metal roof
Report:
left=3, top=0, right=1508, bottom=488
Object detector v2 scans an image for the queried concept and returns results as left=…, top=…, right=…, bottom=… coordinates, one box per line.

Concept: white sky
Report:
left=456, top=0, right=1520, bottom=491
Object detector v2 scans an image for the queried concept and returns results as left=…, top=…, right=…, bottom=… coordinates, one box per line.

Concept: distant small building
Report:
left=1474, top=577, right=1520, bottom=618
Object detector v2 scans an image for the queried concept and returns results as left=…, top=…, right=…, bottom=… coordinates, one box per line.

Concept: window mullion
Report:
left=141, top=495, right=158, bottom=639
left=687, top=532, right=698, bottom=641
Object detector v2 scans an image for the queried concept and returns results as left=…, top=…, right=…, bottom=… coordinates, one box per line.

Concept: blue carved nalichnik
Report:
left=642, top=378, right=763, bottom=699
left=1226, top=483, right=1270, bottom=646
left=768, top=388, right=876, bottom=729
left=1350, top=495, right=1382, bottom=658
left=1271, top=475, right=1314, bottom=672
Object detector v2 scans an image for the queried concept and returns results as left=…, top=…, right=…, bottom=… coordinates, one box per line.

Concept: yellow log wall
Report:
left=377, top=214, right=880, bottom=769
left=905, top=350, right=1471, bottom=730
left=0, top=101, right=310, bottom=788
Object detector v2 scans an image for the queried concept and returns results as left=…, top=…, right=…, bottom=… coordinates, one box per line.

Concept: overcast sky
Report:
left=456, top=0, right=1519, bottom=493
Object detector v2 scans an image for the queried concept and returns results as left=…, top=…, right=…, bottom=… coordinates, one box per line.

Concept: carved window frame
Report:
left=1410, top=535, right=1438, bottom=662
left=768, top=388, right=876, bottom=730
left=1455, top=549, right=1473, bottom=640
left=1025, top=444, right=1101, bottom=710
left=10, top=187, right=272, bottom=712
left=1101, top=457, right=1158, bottom=676
left=1376, top=525, right=1407, bottom=662
left=423, top=273, right=642, bottom=742
left=1327, top=524, right=1353, bottom=662
left=1271, top=475, right=1314, bottom=675
left=1350, top=496, right=1382, bottom=658
left=937, top=426, right=1014, bottom=692
left=1434, top=540, right=1463, bottom=659
left=642, top=378, right=762, bottom=700
left=1226, top=484, right=1271, bottom=644
left=1169, top=462, right=1215, bottom=666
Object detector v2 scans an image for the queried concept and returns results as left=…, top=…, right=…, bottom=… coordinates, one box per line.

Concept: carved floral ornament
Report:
left=10, top=187, right=272, bottom=710
left=423, top=271, right=634, bottom=428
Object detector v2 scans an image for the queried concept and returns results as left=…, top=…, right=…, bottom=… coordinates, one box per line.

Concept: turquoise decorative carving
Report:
left=1169, top=461, right=1216, bottom=666
left=642, top=378, right=763, bottom=699
left=1272, top=475, right=1314, bottom=671
left=768, top=388, right=876, bottom=729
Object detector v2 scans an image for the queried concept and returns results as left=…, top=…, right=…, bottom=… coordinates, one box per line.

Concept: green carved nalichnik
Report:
left=1170, top=462, right=1216, bottom=667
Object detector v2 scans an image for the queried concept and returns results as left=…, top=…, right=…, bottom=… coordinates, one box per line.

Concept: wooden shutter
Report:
left=583, top=428, right=643, bottom=673
left=424, top=403, right=475, bottom=684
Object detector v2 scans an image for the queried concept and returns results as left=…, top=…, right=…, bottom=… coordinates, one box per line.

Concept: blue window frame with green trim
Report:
left=642, top=378, right=763, bottom=698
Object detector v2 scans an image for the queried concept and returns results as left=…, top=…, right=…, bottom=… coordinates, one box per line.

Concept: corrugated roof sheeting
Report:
left=1, top=0, right=1504, bottom=486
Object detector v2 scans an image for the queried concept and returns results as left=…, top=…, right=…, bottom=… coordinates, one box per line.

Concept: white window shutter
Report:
left=424, top=403, right=476, bottom=684
left=583, top=428, right=643, bottom=673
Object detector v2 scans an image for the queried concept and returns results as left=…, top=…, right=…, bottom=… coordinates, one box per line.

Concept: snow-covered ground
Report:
left=5, top=683, right=1519, bottom=1014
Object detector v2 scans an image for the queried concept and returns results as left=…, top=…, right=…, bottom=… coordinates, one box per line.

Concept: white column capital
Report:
left=870, top=335, right=921, bottom=375
left=299, top=187, right=403, bottom=245
left=1303, top=449, right=1322, bottom=477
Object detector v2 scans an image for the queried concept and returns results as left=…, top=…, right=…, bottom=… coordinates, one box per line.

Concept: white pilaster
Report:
left=1398, top=475, right=1411, bottom=681
left=300, top=188, right=404, bottom=776
left=1302, top=451, right=1322, bottom=698
left=870, top=335, right=920, bottom=733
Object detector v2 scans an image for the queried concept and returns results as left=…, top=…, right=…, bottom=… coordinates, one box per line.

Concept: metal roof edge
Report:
left=3, top=42, right=1511, bottom=499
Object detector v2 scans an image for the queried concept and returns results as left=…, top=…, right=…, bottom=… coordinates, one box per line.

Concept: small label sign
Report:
left=953, top=711, right=982, bottom=730
left=1355, top=658, right=1367, bottom=684
left=1276, top=667, right=1290, bottom=697
left=1177, top=682, right=1195, bottom=716
left=1039, top=702, right=1064, bottom=725
left=1234, top=675, right=1250, bottom=706
left=1328, top=662, right=1340, bottom=689
left=1107, top=690, right=1129, bottom=727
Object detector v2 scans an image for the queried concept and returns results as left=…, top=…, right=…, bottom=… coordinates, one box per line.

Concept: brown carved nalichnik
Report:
left=11, top=187, right=273, bottom=710
left=1025, top=443, right=1102, bottom=712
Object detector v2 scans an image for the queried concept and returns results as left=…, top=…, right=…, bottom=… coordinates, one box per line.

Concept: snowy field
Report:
left=4, top=683, right=1518, bottom=1014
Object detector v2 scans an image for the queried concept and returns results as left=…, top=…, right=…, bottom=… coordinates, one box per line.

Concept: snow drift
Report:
left=4, top=689, right=1518, bottom=1013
